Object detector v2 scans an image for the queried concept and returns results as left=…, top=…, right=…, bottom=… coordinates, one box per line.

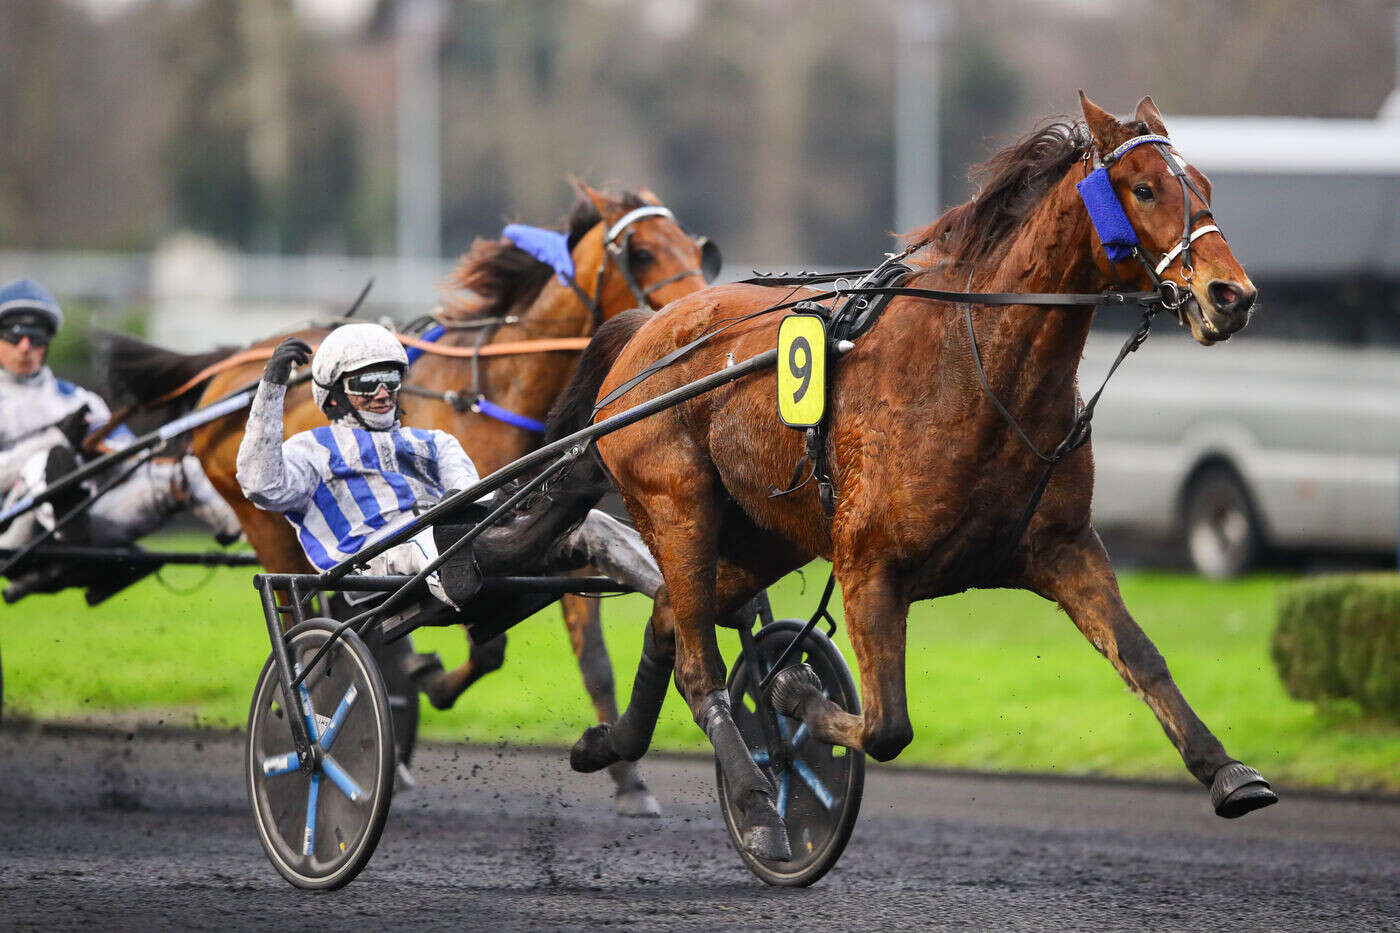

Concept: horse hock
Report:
left=698, top=689, right=791, bottom=861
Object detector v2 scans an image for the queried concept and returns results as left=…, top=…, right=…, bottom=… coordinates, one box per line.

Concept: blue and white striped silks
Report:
left=236, top=381, right=480, bottom=572
left=279, top=424, right=477, bottom=571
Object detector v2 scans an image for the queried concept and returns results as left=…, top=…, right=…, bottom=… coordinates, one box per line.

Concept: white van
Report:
left=1085, top=310, right=1400, bottom=577
left=1083, top=115, right=1400, bottom=577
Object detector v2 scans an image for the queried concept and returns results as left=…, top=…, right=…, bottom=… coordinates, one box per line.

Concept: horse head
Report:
left=1079, top=92, right=1256, bottom=345
left=571, top=182, right=720, bottom=319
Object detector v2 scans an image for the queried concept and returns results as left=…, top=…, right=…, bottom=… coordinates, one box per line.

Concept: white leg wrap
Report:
left=565, top=510, right=662, bottom=597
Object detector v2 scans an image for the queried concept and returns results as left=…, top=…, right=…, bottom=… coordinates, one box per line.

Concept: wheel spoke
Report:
left=302, top=771, right=321, bottom=857
left=293, top=661, right=320, bottom=742
left=318, top=684, right=359, bottom=752
left=321, top=754, right=366, bottom=803
left=776, top=767, right=791, bottom=819
left=261, top=751, right=301, bottom=777
left=750, top=748, right=770, bottom=766
left=791, top=755, right=836, bottom=811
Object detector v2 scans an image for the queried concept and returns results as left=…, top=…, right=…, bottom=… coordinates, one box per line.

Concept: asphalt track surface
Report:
left=1, top=724, right=1397, bottom=931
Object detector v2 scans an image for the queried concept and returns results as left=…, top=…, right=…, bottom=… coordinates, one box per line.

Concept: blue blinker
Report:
left=1076, top=167, right=1138, bottom=263
left=503, top=224, right=576, bottom=284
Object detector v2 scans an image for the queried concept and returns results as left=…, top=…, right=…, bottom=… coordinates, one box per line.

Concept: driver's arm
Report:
left=236, top=381, right=318, bottom=512
left=434, top=432, right=480, bottom=494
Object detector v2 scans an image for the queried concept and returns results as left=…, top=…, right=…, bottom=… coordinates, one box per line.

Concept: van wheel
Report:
left=1183, top=466, right=1263, bottom=579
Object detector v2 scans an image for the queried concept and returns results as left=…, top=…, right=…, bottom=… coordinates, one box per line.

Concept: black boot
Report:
left=44, top=445, right=89, bottom=543
left=432, top=524, right=482, bottom=605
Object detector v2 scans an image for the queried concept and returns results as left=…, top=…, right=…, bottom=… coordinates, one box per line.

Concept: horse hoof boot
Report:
left=570, top=723, right=620, bottom=774
left=765, top=662, right=823, bottom=719
left=615, top=786, right=662, bottom=818
left=1211, top=761, right=1278, bottom=818
left=741, top=797, right=792, bottom=861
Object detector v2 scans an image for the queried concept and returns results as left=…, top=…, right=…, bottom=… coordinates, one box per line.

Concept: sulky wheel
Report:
left=329, top=593, right=419, bottom=770
left=246, top=619, right=395, bottom=890
left=717, top=619, right=865, bottom=887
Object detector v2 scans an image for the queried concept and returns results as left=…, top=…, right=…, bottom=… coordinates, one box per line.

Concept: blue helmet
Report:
left=0, top=279, right=63, bottom=335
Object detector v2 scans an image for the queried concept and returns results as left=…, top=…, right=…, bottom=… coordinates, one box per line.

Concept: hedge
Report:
left=1273, top=573, right=1400, bottom=720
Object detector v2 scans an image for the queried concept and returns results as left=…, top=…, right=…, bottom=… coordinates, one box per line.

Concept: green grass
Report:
left=4, top=535, right=1398, bottom=792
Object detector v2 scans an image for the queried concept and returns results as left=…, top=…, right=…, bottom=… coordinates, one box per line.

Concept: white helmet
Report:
left=311, top=323, right=409, bottom=411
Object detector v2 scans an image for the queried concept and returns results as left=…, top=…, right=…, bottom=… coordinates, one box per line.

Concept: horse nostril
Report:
left=1208, top=280, right=1252, bottom=315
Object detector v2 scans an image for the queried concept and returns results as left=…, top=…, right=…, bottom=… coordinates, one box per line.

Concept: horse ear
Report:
left=1079, top=90, right=1128, bottom=156
left=635, top=187, right=663, bottom=206
left=1134, top=95, right=1169, bottom=137
left=571, top=179, right=613, bottom=220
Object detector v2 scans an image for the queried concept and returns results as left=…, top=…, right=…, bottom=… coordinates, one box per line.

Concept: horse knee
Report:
left=862, top=716, right=913, bottom=762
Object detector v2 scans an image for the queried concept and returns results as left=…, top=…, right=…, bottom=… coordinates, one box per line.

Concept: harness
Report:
left=599, top=131, right=1220, bottom=573
left=422, top=206, right=712, bottom=434
left=1077, top=133, right=1222, bottom=319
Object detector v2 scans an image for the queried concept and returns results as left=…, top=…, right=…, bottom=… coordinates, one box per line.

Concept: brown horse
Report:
left=110, top=184, right=711, bottom=816
left=523, top=94, right=1275, bottom=858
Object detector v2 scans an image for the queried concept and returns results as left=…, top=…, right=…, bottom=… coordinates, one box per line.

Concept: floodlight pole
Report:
left=894, top=0, right=947, bottom=239
left=396, top=0, right=445, bottom=289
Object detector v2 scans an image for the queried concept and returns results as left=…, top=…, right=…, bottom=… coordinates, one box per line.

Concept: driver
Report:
left=0, top=278, right=243, bottom=602
left=236, top=323, right=660, bottom=606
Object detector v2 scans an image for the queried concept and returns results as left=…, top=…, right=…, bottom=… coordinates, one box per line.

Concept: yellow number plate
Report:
left=777, top=313, right=827, bottom=428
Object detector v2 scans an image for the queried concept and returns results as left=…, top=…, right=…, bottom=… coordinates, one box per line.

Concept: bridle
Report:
left=572, top=205, right=717, bottom=326
left=1077, top=132, right=1224, bottom=318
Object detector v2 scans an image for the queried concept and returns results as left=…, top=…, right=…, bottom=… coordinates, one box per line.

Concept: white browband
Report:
left=1154, top=224, right=1222, bottom=276
left=605, top=206, right=675, bottom=244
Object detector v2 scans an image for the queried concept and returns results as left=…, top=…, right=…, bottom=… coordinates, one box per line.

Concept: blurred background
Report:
left=4, top=0, right=1400, bottom=790
left=3, top=0, right=1400, bottom=575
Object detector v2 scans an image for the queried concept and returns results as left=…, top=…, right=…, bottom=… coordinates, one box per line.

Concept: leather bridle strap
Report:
left=601, top=205, right=708, bottom=313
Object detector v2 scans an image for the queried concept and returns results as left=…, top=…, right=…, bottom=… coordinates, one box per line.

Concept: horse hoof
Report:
left=1211, top=761, right=1278, bottom=819
left=615, top=787, right=662, bottom=818
left=417, top=672, right=458, bottom=711
left=570, top=723, right=621, bottom=774
left=765, top=662, right=823, bottom=719
left=741, top=798, right=792, bottom=861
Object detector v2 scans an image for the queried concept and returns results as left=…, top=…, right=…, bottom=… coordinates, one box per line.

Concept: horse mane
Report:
left=440, top=188, right=650, bottom=320
left=904, top=118, right=1155, bottom=269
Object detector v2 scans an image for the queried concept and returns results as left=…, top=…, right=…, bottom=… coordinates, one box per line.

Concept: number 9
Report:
left=789, top=335, right=812, bottom=404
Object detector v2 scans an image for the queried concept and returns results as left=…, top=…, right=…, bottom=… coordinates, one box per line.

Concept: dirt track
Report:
left=1, top=723, right=1397, bottom=931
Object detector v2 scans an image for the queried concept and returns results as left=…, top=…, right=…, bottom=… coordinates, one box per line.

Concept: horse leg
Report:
left=560, top=591, right=661, bottom=817
left=765, top=561, right=914, bottom=761
left=571, top=587, right=677, bottom=773
left=648, top=483, right=790, bottom=860
left=1024, top=527, right=1277, bottom=818
left=571, top=503, right=802, bottom=775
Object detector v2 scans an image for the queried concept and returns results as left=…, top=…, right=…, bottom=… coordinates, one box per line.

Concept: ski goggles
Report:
left=342, top=368, right=404, bottom=397
left=0, top=317, right=53, bottom=346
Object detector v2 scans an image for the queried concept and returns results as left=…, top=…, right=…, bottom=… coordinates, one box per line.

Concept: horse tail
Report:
left=99, top=330, right=237, bottom=410
left=545, top=306, right=653, bottom=444
left=476, top=308, right=652, bottom=567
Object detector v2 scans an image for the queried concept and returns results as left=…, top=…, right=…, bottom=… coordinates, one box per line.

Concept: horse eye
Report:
left=629, top=247, right=655, bottom=265
left=1132, top=184, right=1155, bottom=202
